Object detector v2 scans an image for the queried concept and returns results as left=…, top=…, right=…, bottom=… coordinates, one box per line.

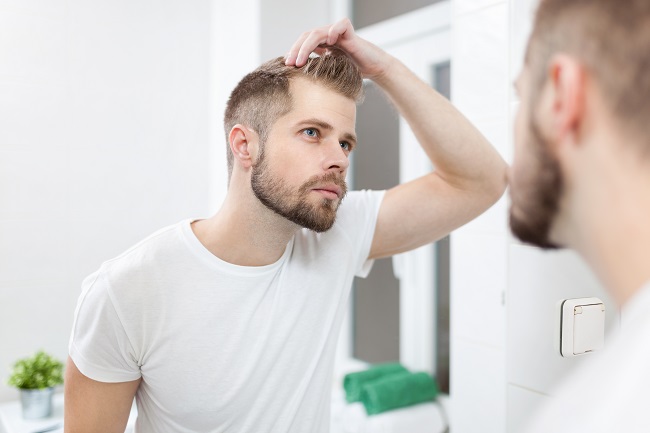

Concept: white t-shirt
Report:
left=69, top=190, right=384, bottom=433
left=524, top=282, right=650, bottom=433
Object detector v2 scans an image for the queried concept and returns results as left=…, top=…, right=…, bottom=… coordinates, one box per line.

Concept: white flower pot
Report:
left=20, top=387, right=54, bottom=419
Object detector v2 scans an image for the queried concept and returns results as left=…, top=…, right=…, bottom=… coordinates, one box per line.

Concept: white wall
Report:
left=210, top=0, right=261, bottom=213
left=0, top=0, right=335, bottom=404
left=260, top=0, right=332, bottom=62
left=0, top=2, right=619, bottom=429
left=449, top=2, right=509, bottom=431
left=0, top=0, right=213, bottom=402
left=449, top=0, right=620, bottom=432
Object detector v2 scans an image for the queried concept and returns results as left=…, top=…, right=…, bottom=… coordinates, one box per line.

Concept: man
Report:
left=510, top=0, right=650, bottom=431
left=64, top=19, right=506, bottom=432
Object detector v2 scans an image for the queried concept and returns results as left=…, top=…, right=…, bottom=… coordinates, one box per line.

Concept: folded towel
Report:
left=343, top=363, right=408, bottom=403
left=360, top=371, right=439, bottom=415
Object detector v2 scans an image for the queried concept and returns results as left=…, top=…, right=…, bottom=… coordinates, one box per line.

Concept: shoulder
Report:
left=88, top=220, right=190, bottom=295
left=107, top=221, right=186, bottom=266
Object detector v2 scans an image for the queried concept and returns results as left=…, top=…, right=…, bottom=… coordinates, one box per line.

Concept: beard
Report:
left=509, top=116, right=564, bottom=249
left=250, top=151, right=348, bottom=233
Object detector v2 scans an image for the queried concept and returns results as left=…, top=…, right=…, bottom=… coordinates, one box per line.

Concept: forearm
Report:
left=374, top=57, right=507, bottom=198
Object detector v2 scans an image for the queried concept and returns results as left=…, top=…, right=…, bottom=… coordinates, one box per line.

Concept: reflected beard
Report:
left=509, top=118, right=564, bottom=249
left=251, top=155, right=348, bottom=233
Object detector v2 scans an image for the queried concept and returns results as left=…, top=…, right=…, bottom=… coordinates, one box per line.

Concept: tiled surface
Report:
left=507, top=384, right=550, bottom=433
left=448, top=0, right=622, bottom=430
left=449, top=4, right=510, bottom=430
left=450, top=337, right=506, bottom=433
left=451, top=230, right=507, bottom=348
left=451, top=2, right=509, bottom=123
left=507, top=244, right=619, bottom=395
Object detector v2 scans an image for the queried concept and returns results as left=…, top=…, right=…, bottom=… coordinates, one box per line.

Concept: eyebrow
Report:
left=295, top=118, right=357, bottom=145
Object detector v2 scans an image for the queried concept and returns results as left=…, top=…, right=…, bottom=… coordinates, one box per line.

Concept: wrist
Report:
left=371, top=56, right=403, bottom=87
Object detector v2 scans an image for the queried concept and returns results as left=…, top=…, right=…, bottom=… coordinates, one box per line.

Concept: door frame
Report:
left=336, top=1, right=452, bottom=375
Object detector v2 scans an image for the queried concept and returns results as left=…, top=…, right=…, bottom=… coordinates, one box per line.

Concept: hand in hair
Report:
left=285, top=18, right=393, bottom=81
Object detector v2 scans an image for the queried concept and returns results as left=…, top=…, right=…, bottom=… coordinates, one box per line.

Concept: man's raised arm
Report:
left=286, top=19, right=508, bottom=259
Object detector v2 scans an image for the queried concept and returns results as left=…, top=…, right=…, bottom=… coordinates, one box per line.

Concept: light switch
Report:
left=560, top=297, right=605, bottom=357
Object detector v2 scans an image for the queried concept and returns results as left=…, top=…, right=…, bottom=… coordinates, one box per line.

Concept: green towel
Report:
left=360, top=371, right=439, bottom=415
left=343, top=363, right=409, bottom=403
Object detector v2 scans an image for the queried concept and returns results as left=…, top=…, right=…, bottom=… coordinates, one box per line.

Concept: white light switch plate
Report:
left=560, top=297, right=605, bottom=357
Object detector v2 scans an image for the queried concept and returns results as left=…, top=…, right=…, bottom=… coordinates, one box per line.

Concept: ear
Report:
left=546, top=54, right=586, bottom=145
left=228, top=125, right=259, bottom=170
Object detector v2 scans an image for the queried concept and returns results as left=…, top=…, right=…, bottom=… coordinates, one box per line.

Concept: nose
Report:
left=322, top=138, right=350, bottom=173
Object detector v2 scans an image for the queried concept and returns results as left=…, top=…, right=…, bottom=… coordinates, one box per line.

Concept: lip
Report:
left=312, top=184, right=342, bottom=199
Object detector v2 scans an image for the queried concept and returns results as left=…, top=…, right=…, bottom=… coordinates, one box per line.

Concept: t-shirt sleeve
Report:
left=68, top=268, right=142, bottom=383
left=336, top=189, right=386, bottom=278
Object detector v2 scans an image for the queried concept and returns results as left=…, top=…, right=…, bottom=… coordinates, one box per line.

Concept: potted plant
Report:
left=7, top=350, right=64, bottom=419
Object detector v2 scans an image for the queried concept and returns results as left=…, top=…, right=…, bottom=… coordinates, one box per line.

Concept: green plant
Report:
left=7, top=351, right=64, bottom=390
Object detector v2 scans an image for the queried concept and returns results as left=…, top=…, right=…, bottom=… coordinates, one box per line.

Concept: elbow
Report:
left=474, top=159, right=508, bottom=210
left=489, top=164, right=508, bottom=204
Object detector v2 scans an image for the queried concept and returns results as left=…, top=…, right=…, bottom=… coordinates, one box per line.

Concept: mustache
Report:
left=299, top=172, right=348, bottom=196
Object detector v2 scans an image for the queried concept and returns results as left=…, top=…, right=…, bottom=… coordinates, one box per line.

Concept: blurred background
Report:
left=0, top=0, right=617, bottom=431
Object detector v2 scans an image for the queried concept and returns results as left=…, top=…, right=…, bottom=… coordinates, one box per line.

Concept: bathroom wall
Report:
left=0, top=2, right=623, bottom=430
left=449, top=1, right=509, bottom=430
left=0, top=0, right=213, bottom=402
left=0, top=0, right=334, bottom=404
left=449, top=0, right=620, bottom=431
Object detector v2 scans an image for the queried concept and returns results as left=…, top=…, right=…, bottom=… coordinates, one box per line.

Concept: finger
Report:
left=327, top=18, right=354, bottom=46
left=295, top=29, right=330, bottom=67
left=285, top=31, right=312, bottom=66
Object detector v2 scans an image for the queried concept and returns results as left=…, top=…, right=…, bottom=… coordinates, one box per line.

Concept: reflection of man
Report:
left=510, top=0, right=650, bottom=431
left=64, top=19, right=506, bottom=432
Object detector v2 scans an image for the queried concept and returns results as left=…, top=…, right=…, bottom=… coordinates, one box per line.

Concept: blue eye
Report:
left=340, top=141, right=351, bottom=151
left=303, top=128, right=318, bottom=138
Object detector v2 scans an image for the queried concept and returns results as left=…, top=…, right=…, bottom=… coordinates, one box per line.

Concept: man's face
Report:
left=251, top=78, right=356, bottom=232
left=509, top=67, right=564, bottom=249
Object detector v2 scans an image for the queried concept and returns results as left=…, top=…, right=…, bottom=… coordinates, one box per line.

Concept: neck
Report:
left=563, top=144, right=650, bottom=307
left=192, top=187, right=299, bottom=267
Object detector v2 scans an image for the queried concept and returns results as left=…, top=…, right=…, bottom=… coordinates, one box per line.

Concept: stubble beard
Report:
left=509, top=117, right=564, bottom=250
left=250, top=151, right=348, bottom=233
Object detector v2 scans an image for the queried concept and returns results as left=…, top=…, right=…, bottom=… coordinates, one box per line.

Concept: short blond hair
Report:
left=527, top=0, right=650, bottom=150
left=224, top=53, right=363, bottom=179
